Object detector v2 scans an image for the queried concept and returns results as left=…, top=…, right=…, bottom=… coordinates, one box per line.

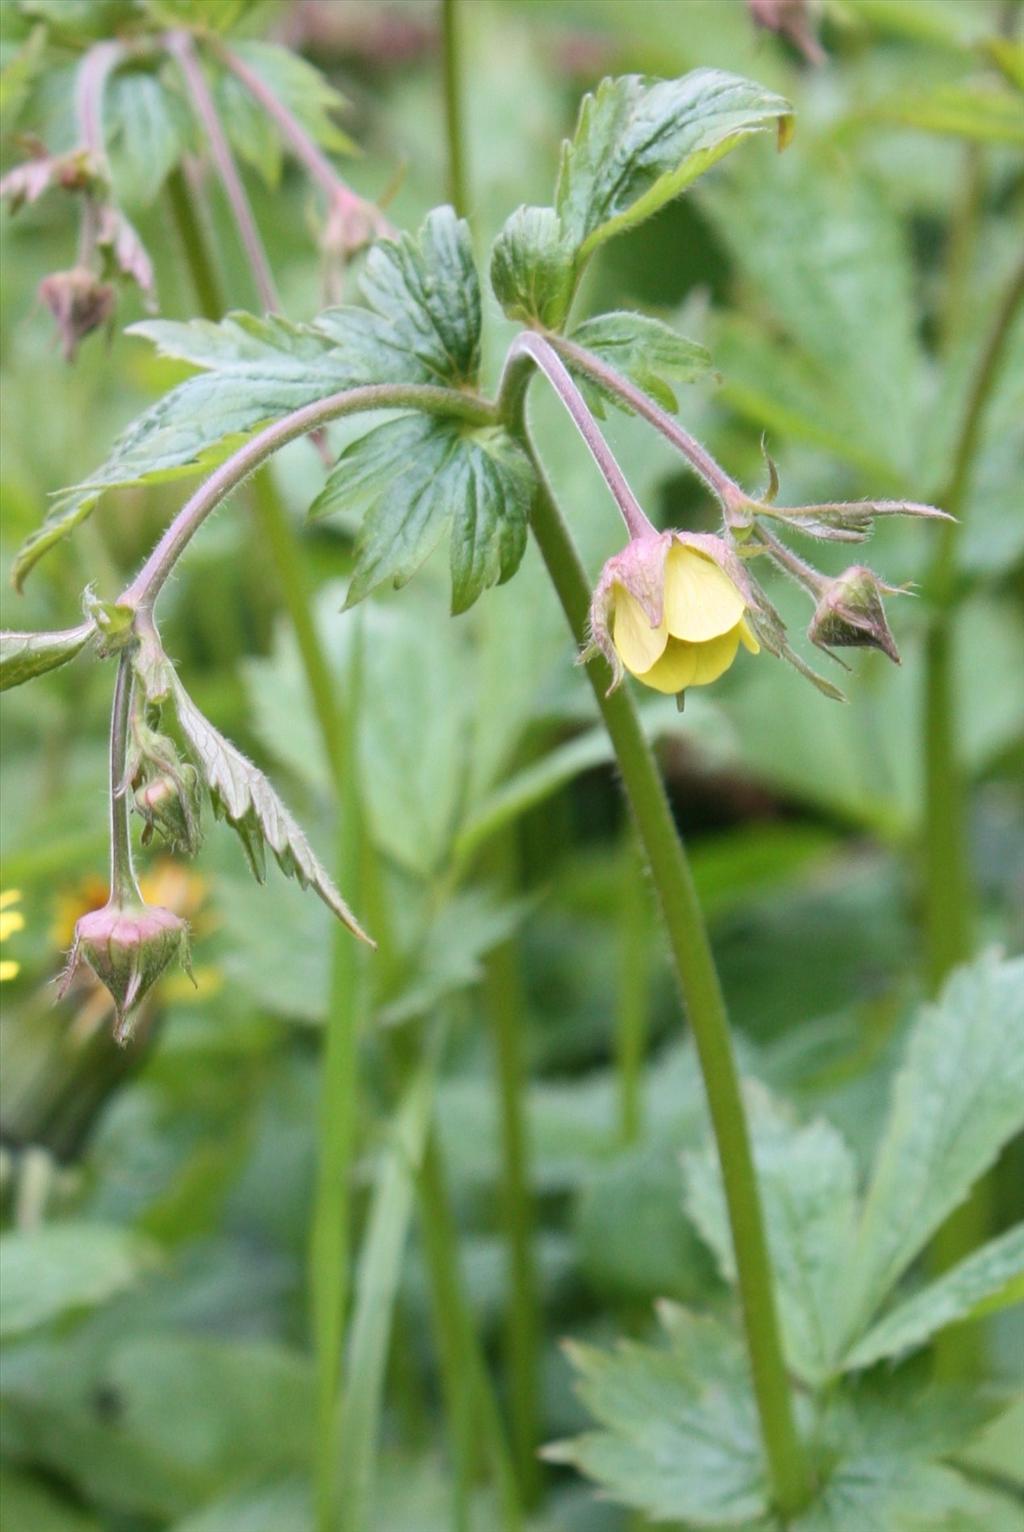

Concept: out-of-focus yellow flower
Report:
left=1, top=889, right=24, bottom=981
left=588, top=532, right=760, bottom=699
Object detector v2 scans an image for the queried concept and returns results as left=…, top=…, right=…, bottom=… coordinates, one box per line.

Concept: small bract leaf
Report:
left=0, top=622, right=93, bottom=691
left=170, top=673, right=372, bottom=945
left=568, top=312, right=711, bottom=415
left=490, top=204, right=577, bottom=329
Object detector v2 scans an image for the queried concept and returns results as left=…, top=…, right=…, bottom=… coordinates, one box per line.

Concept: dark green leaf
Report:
left=568, top=311, right=711, bottom=415
left=0, top=622, right=93, bottom=690
left=0, top=1222, right=153, bottom=1338
left=557, top=70, right=792, bottom=259
left=545, top=1304, right=769, bottom=1524
left=489, top=204, right=577, bottom=329
left=314, top=415, right=533, bottom=614
left=169, top=672, right=372, bottom=943
left=104, top=68, right=191, bottom=207
left=839, top=952, right=1024, bottom=1351
left=0, top=1469, right=102, bottom=1532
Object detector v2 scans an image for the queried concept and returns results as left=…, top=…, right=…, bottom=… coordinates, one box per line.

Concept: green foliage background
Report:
left=1, top=2, right=1022, bottom=1530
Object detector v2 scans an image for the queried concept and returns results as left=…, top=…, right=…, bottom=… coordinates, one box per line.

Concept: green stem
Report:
left=519, top=438, right=810, bottom=1518
left=165, top=167, right=224, bottom=319
left=923, top=248, right=1024, bottom=994
left=483, top=844, right=540, bottom=1507
left=108, top=651, right=141, bottom=905
left=616, top=830, right=649, bottom=1144
left=417, top=1129, right=525, bottom=1531
left=440, top=0, right=469, bottom=218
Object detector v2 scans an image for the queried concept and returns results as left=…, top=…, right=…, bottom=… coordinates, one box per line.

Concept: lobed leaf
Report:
left=13, top=208, right=481, bottom=586
left=169, top=673, right=372, bottom=944
left=104, top=67, right=192, bottom=208
left=225, top=39, right=354, bottom=156
left=545, top=1304, right=769, bottom=1525
left=568, top=311, right=711, bottom=415
left=840, top=951, right=1024, bottom=1350
left=557, top=71, right=792, bottom=259
left=313, top=414, right=533, bottom=615
left=845, top=1222, right=1024, bottom=1371
left=0, top=622, right=93, bottom=691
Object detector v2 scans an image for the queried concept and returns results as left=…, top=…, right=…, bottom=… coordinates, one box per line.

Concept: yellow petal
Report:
left=0, top=960, right=20, bottom=982
left=0, top=910, right=25, bottom=942
left=688, top=625, right=741, bottom=686
left=738, top=617, right=760, bottom=654
left=635, top=636, right=699, bottom=694
left=663, top=544, right=745, bottom=643
left=0, top=889, right=22, bottom=911
left=612, top=584, right=668, bottom=675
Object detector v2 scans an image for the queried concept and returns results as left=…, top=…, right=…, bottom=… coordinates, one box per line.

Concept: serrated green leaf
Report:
left=226, top=39, right=354, bottom=156
left=105, top=67, right=191, bottom=207
left=169, top=672, right=371, bottom=943
left=0, top=1222, right=153, bottom=1338
left=557, top=70, right=792, bottom=261
left=489, top=204, right=577, bottom=329
left=568, top=311, right=710, bottom=415
left=545, top=1304, right=769, bottom=1525
left=841, top=952, right=1024, bottom=1350
left=0, top=622, right=93, bottom=690
left=684, top=1086, right=858, bottom=1385
left=315, top=415, right=533, bottom=614
left=845, top=1223, right=1024, bottom=1371
left=13, top=209, right=482, bottom=585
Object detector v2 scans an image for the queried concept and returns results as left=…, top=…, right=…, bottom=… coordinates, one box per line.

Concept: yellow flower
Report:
left=1, top=888, right=25, bottom=981
left=600, top=538, right=760, bottom=696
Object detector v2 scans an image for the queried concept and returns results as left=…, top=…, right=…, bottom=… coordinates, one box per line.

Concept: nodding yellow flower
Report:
left=1, top=889, right=25, bottom=982
left=588, top=532, right=760, bottom=698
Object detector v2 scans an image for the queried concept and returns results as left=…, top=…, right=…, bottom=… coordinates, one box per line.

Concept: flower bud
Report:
left=38, top=267, right=115, bottom=362
left=808, top=565, right=901, bottom=664
left=59, top=899, right=192, bottom=1044
left=134, top=765, right=202, bottom=855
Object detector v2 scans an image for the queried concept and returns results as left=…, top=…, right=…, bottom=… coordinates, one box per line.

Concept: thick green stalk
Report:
left=520, top=444, right=810, bottom=1518
left=441, top=0, right=469, bottom=218
left=616, top=831, right=649, bottom=1144
left=923, top=249, right=1024, bottom=994
left=165, top=168, right=223, bottom=320
left=483, top=862, right=541, bottom=1507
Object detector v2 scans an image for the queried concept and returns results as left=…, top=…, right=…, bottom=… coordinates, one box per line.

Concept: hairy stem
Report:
left=441, top=0, right=469, bottom=219
left=108, top=651, right=141, bottom=905
left=167, top=30, right=279, bottom=313
left=75, top=39, right=123, bottom=162
left=549, top=334, right=749, bottom=513
left=120, top=384, right=494, bottom=611
left=617, top=830, right=649, bottom=1144
left=506, top=367, right=809, bottom=1515
left=503, top=334, right=654, bottom=539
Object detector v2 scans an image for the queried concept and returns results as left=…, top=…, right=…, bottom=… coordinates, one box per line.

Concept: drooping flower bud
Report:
left=59, top=899, right=192, bottom=1044
left=38, top=267, right=115, bottom=362
left=134, top=767, right=202, bottom=855
left=808, top=565, right=902, bottom=664
left=586, top=530, right=760, bottom=699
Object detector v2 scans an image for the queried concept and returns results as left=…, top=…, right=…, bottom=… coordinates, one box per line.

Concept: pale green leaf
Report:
left=684, top=1087, right=859, bottom=1384
left=143, top=0, right=253, bottom=29
left=169, top=672, right=371, bottom=942
left=216, top=62, right=282, bottom=187
left=0, top=1222, right=152, bottom=1338
left=557, top=70, right=792, bottom=259
left=169, top=1480, right=310, bottom=1532
left=856, top=85, right=1024, bottom=145
left=545, top=1304, right=769, bottom=1525
left=104, top=68, right=191, bottom=207
left=845, top=1223, right=1024, bottom=1370
left=568, top=310, right=710, bottom=415
left=0, top=622, right=93, bottom=690
left=841, top=952, right=1024, bottom=1349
